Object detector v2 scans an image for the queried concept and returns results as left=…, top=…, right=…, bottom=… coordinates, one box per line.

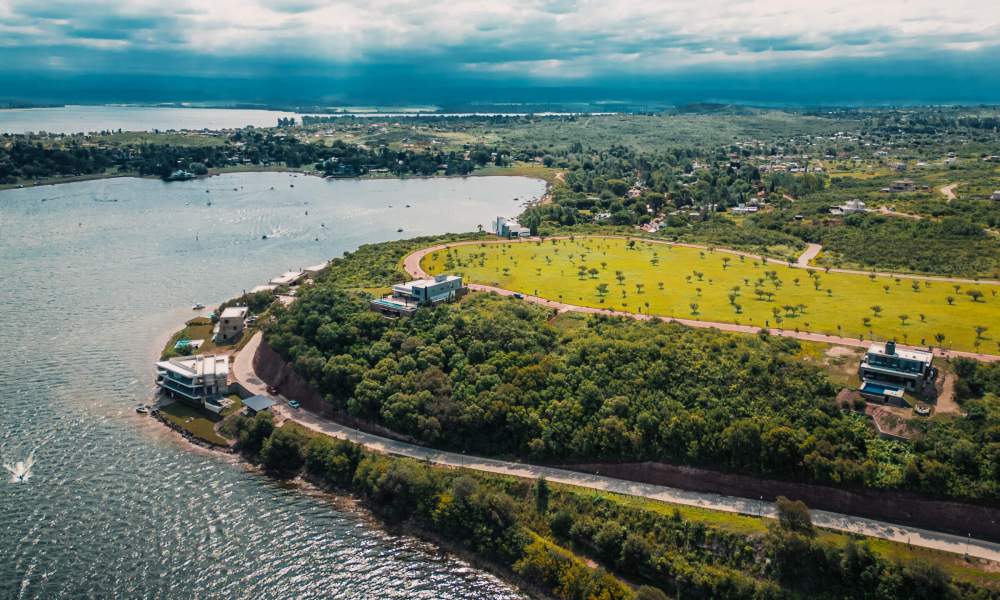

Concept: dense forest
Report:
left=225, top=410, right=990, bottom=600
left=263, top=238, right=1000, bottom=503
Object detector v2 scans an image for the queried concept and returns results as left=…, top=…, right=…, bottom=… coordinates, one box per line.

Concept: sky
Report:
left=2, top=0, right=1000, bottom=106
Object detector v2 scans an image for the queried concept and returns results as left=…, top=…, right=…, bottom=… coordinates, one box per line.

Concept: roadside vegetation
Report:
left=225, top=411, right=1000, bottom=598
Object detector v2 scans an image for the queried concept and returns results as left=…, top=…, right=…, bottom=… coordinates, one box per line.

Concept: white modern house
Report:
left=494, top=216, right=531, bottom=238
left=215, top=306, right=248, bottom=342
left=371, top=275, right=466, bottom=316
left=858, top=341, right=935, bottom=405
left=991, top=190, right=1000, bottom=201
left=830, top=199, right=868, bottom=215
left=156, top=354, right=230, bottom=412
left=270, top=270, right=305, bottom=287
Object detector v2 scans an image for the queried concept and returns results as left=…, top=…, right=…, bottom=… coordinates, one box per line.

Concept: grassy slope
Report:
left=422, top=237, right=999, bottom=353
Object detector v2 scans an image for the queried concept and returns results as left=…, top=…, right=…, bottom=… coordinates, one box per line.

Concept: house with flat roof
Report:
left=269, top=270, right=305, bottom=287
left=303, top=263, right=328, bottom=277
left=991, top=190, right=1000, bottom=201
left=495, top=216, right=531, bottom=238
left=371, top=274, right=466, bottom=316
left=155, top=354, right=230, bottom=412
left=830, top=199, right=868, bottom=215
left=858, top=341, right=935, bottom=405
left=884, top=179, right=915, bottom=193
left=215, top=306, right=247, bottom=343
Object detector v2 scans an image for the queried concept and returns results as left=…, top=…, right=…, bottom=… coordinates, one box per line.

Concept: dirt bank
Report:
left=559, top=461, right=1000, bottom=541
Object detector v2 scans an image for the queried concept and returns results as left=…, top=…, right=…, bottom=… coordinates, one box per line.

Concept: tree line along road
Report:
left=234, top=332, right=1000, bottom=562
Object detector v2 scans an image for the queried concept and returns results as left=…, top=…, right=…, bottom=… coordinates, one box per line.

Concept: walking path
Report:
left=233, top=332, right=1000, bottom=562
left=797, top=243, right=822, bottom=267
left=403, top=238, right=1000, bottom=363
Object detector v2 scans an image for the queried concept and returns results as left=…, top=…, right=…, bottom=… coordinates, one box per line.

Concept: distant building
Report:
left=370, top=274, right=466, bottom=316
left=250, top=284, right=278, bottom=294
left=216, top=306, right=248, bottom=342
left=885, top=179, right=915, bottom=193
left=166, top=169, right=195, bottom=181
left=269, top=270, right=305, bottom=287
left=830, top=199, right=868, bottom=215
left=494, top=216, right=531, bottom=238
left=992, top=190, right=1000, bottom=201
left=858, top=341, right=935, bottom=405
left=730, top=203, right=759, bottom=215
left=303, top=263, right=328, bottom=278
left=156, top=354, right=230, bottom=411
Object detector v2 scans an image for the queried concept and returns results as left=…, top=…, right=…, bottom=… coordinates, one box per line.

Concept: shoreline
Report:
left=0, top=165, right=552, bottom=193
left=142, top=364, right=540, bottom=599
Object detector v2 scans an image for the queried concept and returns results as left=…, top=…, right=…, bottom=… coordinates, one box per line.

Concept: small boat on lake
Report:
left=135, top=405, right=150, bottom=414
left=192, top=303, right=205, bottom=310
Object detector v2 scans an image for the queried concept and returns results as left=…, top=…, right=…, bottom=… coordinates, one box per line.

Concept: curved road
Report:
left=235, top=333, right=1000, bottom=562
left=404, top=238, right=1000, bottom=362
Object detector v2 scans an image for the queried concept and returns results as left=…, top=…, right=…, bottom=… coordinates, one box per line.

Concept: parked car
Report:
left=513, top=293, right=524, bottom=299
left=288, top=400, right=301, bottom=409
left=266, top=385, right=278, bottom=395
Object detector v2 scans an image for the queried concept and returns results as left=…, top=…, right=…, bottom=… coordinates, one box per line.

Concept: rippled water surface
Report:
left=0, top=172, right=543, bottom=598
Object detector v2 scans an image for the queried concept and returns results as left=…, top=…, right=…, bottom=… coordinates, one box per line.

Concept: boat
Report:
left=192, top=303, right=205, bottom=310
left=135, top=405, right=150, bottom=414
left=397, top=228, right=404, bottom=232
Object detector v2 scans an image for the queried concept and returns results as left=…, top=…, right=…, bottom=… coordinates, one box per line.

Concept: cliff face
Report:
left=559, top=461, right=1000, bottom=542
left=252, top=337, right=328, bottom=415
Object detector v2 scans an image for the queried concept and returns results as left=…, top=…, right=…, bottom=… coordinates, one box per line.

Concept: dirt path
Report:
left=878, top=205, right=923, bottom=220
left=403, top=238, right=1000, bottom=363
left=936, top=372, right=963, bottom=415
left=231, top=337, right=1000, bottom=562
left=797, top=243, right=822, bottom=267
left=941, top=183, right=958, bottom=203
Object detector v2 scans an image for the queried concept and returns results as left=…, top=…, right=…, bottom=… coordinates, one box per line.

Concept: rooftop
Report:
left=866, top=342, right=932, bottom=363
left=244, top=395, right=276, bottom=413
left=156, top=354, right=229, bottom=378
left=220, top=306, right=248, bottom=319
left=269, top=271, right=304, bottom=286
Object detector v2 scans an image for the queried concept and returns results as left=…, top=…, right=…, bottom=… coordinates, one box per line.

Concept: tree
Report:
left=871, top=305, right=882, bottom=317
left=946, top=296, right=955, bottom=305
left=775, top=496, right=814, bottom=536
left=934, top=332, right=945, bottom=346
left=534, top=477, right=550, bottom=514
left=260, top=425, right=308, bottom=475
left=899, top=314, right=909, bottom=326
left=975, top=325, right=988, bottom=339
left=967, top=289, right=984, bottom=302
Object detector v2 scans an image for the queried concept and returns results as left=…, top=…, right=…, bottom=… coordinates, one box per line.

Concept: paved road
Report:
left=404, top=238, right=1000, bottom=363
left=797, top=243, right=822, bottom=267
left=232, top=333, right=1000, bottom=561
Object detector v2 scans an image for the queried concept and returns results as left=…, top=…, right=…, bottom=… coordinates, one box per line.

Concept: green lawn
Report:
left=422, top=237, right=1000, bottom=353
left=158, top=397, right=243, bottom=446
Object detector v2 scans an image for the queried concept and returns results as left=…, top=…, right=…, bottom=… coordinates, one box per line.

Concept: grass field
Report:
left=421, top=237, right=1000, bottom=353
left=157, top=397, right=242, bottom=446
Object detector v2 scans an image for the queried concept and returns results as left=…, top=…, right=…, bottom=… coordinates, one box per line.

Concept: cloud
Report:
left=0, top=0, right=998, bottom=92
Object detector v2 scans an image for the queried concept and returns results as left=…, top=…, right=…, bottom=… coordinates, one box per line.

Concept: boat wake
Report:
left=3, top=451, right=34, bottom=483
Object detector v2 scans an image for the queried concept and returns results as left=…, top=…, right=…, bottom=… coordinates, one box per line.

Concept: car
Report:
left=266, top=385, right=278, bottom=395
left=512, top=293, right=524, bottom=299
left=288, top=400, right=301, bottom=409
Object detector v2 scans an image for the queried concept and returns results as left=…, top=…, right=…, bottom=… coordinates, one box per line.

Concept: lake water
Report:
left=0, top=105, right=301, bottom=134
left=0, top=172, right=543, bottom=598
